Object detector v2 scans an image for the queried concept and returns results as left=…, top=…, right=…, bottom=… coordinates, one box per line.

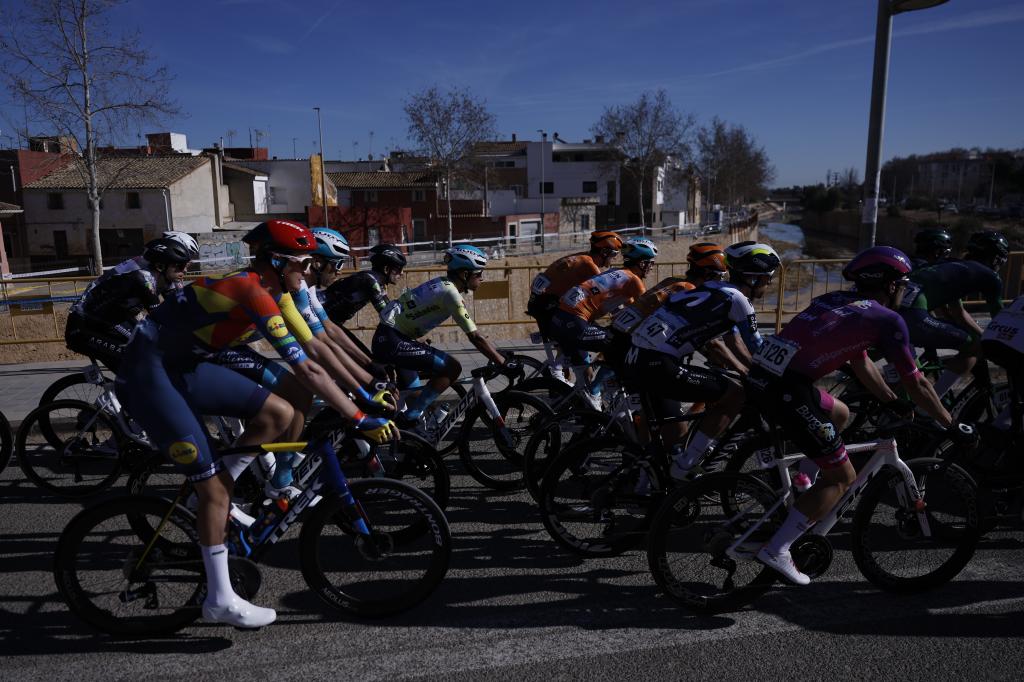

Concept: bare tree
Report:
left=697, top=117, right=774, bottom=212
left=404, top=86, right=496, bottom=246
left=591, top=89, right=695, bottom=227
left=0, top=0, right=177, bottom=273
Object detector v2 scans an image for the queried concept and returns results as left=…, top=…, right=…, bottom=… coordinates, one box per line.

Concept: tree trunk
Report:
left=79, top=11, right=104, bottom=275
left=636, top=177, right=646, bottom=228
left=446, top=167, right=454, bottom=247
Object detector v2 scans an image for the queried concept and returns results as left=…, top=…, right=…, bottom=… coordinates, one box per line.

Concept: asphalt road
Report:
left=2, top=354, right=1023, bottom=680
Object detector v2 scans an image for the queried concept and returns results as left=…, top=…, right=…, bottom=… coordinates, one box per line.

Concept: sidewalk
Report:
left=0, top=338, right=547, bottom=423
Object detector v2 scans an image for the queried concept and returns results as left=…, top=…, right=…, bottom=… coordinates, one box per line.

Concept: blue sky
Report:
left=5, top=0, right=1023, bottom=186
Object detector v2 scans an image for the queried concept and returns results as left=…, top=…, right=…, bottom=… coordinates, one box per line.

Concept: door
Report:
left=53, top=230, right=68, bottom=259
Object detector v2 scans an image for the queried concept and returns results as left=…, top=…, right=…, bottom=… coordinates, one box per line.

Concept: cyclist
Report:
left=373, top=244, right=516, bottom=426
left=527, top=230, right=622, bottom=341
left=899, top=230, right=1008, bottom=398
left=547, top=237, right=656, bottom=407
left=910, top=227, right=953, bottom=270
left=980, top=294, right=1024, bottom=427
left=748, top=246, right=959, bottom=585
left=116, top=219, right=396, bottom=628
left=65, top=234, right=197, bottom=370
left=323, top=243, right=407, bottom=359
left=626, top=241, right=779, bottom=478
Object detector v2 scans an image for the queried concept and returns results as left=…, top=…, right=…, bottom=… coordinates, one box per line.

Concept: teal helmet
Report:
left=622, top=237, right=658, bottom=263
left=444, top=244, right=488, bottom=271
left=310, top=227, right=350, bottom=262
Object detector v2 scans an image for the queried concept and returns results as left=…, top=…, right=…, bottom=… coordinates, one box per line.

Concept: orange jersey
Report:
left=611, top=277, right=694, bottom=333
left=531, top=253, right=601, bottom=298
left=559, top=267, right=646, bottom=322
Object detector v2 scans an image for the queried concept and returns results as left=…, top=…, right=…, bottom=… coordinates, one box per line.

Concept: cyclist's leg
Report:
left=904, top=308, right=976, bottom=394
left=373, top=325, right=458, bottom=420
left=64, top=315, right=129, bottom=372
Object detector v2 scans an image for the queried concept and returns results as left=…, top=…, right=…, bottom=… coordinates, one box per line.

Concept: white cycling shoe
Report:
left=202, top=597, right=277, bottom=629
left=264, top=481, right=302, bottom=501
left=756, top=546, right=811, bottom=586
left=581, top=391, right=603, bottom=411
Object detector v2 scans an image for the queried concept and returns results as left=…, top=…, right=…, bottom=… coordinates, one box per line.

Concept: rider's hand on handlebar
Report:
left=354, top=414, right=399, bottom=444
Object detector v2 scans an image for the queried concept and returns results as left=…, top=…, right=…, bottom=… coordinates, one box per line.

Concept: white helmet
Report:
left=163, top=231, right=200, bottom=259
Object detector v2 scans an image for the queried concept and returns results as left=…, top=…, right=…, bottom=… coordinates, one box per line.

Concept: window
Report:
left=412, top=219, right=426, bottom=242
left=492, top=160, right=515, bottom=168
left=540, top=182, right=553, bottom=195
left=368, top=227, right=380, bottom=247
left=47, top=193, right=64, bottom=210
left=581, top=214, right=590, bottom=231
left=413, top=189, right=426, bottom=202
left=268, top=186, right=287, bottom=206
left=582, top=181, right=597, bottom=193
left=365, top=190, right=378, bottom=203
left=126, top=192, right=141, bottom=209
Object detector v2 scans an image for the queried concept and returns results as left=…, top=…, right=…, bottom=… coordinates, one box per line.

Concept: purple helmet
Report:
left=842, top=246, right=912, bottom=285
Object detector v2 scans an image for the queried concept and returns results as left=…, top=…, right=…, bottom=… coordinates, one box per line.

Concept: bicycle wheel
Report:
left=53, top=495, right=204, bottom=636
left=522, top=406, right=611, bottom=502
left=39, top=371, right=109, bottom=409
left=513, top=375, right=574, bottom=405
left=374, top=435, right=451, bottom=509
left=646, top=472, right=780, bottom=614
left=852, top=458, right=981, bottom=593
left=538, top=435, right=663, bottom=557
left=0, top=410, right=12, bottom=475
left=457, top=390, right=552, bottom=491
left=299, top=478, right=451, bottom=618
left=17, top=399, right=124, bottom=497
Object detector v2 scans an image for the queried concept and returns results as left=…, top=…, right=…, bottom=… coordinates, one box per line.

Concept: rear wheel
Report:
left=523, top=407, right=613, bottom=502
left=373, top=436, right=451, bottom=509
left=0, top=410, right=12, bottom=475
left=299, top=479, right=451, bottom=617
left=17, top=400, right=124, bottom=497
left=457, top=390, right=552, bottom=491
left=39, top=371, right=109, bottom=410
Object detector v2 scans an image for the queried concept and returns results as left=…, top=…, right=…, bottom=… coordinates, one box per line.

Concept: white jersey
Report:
left=982, top=295, right=1024, bottom=354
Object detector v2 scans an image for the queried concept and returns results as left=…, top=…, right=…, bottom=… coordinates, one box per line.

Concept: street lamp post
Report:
left=314, top=106, right=330, bottom=229
left=537, top=129, right=546, bottom=251
left=860, top=0, right=950, bottom=249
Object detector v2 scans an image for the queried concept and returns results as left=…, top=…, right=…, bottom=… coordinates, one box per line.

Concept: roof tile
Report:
left=24, top=155, right=209, bottom=190
left=328, top=171, right=435, bottom=189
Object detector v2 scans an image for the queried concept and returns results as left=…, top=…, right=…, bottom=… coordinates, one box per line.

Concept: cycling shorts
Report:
left=901, top=308, right=973, bottom=351
left=526, top=294, right=559, bottom=340
left=115, top=319, right=271, bottom=482
left=621, top=347, right=731, bottom=405
left=746, top=366, right=848, bottom=469
left=64, top=311, right=132, bottom=372
left=547, top=310, right=613, bottom=364
left=212, top=346, right=290, bottom=388
left=371, top=324, right=451, bottom=376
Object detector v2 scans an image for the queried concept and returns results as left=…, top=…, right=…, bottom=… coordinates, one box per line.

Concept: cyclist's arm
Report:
left=849, top=352, right=898, bottom=404
left=947, top=300, right=983, bottom=338
left=448, top=287, right=506, bottom=366
left=467, top=330, right=506, bottom=366
left=901, top=371, right=952, bottom=427
left=721, top=328, right=753, bottom=369
left=730, top=295, right=764, bottom=355
left=322, top=318, right=373, bottom=366
left=704, top=335, right=746, bottom=373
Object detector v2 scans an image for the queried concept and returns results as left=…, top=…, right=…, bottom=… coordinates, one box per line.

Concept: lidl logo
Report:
left=267, top=315, right=289, bottom=338
left=169, top=441, right=199, bottom=465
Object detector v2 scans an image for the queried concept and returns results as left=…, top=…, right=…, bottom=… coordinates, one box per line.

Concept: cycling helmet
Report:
left=622, top=237, right=658, bottom=262
left=242, top=219, right=316, bottom=255
left=444, top=244, right=488, bottom=272
left=590, top=230, right=623, bottom=251
left=162, top=231, right=200, bottom=259
left=369, top=243, right=407, bottom=269
left=842, top=246, right=913, bottom=285
left=725, top=241, right=781, bottom=275
left=144, top=238, right=192, bottom=265
left=687, top=242, right=727, bottom=272
left=311, top=227, right=350, bottom=261
left=965, top=230, right=1010, bottom=259
left=913, top=228, right=952, bottom=251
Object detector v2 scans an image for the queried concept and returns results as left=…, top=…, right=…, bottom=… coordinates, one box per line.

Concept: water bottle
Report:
left=792, top=472, right=813, bottom=494
left=246, top=497, right=289, bottom=546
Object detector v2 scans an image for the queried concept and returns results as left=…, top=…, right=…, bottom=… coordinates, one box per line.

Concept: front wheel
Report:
left=53, top=495, right=204, bottom=636
left=299, top=478, right=451, bottom=618
left=0, top=410, right=12, bottom=475
left=457, top=390, right=552, bottom=491
left=851, top=458, right=981, bottom=593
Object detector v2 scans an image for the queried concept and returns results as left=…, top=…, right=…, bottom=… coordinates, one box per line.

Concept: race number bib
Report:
left=531, top=274, right=552, bottom=295
left=380, top=299, right=402, bottom=326
left=611, top=306, right=643, bottom=333
left=899, top=281, right=922, bottom=308
left=754, top=335, right=800, bottom=377
left=982, top=310, right=1024, bottom=354
left=563, top=286, right=586, bottom=308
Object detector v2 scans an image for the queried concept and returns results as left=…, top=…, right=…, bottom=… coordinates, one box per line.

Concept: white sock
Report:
left=679, top=431, right=717, bottom=470
left=934, top=369, right=961, bottom=398
left=765, top=508, right=813, bottom=555
left=221, top=454, right=256, bottom=481
left=201, top=544, right=238, bottom=607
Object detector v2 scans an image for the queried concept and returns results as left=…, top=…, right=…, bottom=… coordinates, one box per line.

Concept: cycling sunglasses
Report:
left=271, top=252, right=314, bottom=271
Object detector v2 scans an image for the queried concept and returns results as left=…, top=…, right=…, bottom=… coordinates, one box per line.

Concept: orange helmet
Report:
left=590, top=230, right=622, bottom=251
left=687, top=242, right=727, bottom=272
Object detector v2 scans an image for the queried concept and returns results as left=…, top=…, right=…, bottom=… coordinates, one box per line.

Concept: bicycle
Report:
left=646, top=420, right=981, bottom=614
left=0, top=409, right=12, bottom=475
left=53, top=434, right=451, bottom=636
left=37, top=359, right=113, bottom=409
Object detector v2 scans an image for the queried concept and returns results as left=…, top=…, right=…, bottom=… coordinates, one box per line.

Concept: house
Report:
left=618, top=158, right=702, bottom=228
left=21, top=154, right=232, bottom=267
left=0, top=201, right=23, bottom=276
left=0, top=147, right=71, bottom=270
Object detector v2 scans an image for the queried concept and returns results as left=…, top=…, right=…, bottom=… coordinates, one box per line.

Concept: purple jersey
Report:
left=757, top=291, right=919, bottom=381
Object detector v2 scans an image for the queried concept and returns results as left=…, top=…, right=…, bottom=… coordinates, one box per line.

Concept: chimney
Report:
left=511, top=133, right=517, bottom=142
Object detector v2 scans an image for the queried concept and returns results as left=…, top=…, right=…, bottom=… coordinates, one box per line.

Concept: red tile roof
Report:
left=328, top=171, right=435, bottom=189
left=25, top=155, right=209, bottom=189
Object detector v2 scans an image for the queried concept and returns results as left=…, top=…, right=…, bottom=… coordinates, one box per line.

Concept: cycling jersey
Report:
left=530, top=253, right=601, bottom=298
left=757, top=290, right=918, bottom=382
left=611, top=277, right=694, bottom=334
left=559, top=268, right=646, bottom=322
left=291, top=280, right=329, bottom=337
left=70, top=255, right=166, bottom=327
left=901, top=259, right=1003, bottom=316
left=630, top=281, right=761, bottom=358
left=149, top=270, right=307, bottom=366
left=380, top=277, right=476, bottom=338
left=981, top=295, right=1024, bottom=355
left=322, top=270, right=390, bottom=324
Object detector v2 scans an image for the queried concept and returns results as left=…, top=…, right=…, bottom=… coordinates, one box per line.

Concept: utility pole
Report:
left=292, top=137, right=297, bottom=159
left=314, top=107, right=329, bottom=229
left=537, top=129, right=546, bottom=250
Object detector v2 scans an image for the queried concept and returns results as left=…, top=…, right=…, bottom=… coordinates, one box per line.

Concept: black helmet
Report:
left=914, top=228, right=952, bottom=250
left=966, top=231, right=1009, bottom=260
left=724, top=241, right=781, bottom=276
left=369, top=243, right=407, bottom=269
left=144, top=238, right=192, bottom=265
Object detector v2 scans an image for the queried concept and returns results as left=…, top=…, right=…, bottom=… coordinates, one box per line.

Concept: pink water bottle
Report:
left=792, top=472, right=813, bottom=494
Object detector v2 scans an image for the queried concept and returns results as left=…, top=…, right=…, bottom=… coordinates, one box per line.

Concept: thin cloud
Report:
left=299, top=0, right=342, bottom=42
left=241, top=35, right=293, bottom=55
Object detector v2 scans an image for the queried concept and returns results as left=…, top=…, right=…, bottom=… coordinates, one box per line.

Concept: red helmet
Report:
left=243, top=219, right=316, bottom=254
